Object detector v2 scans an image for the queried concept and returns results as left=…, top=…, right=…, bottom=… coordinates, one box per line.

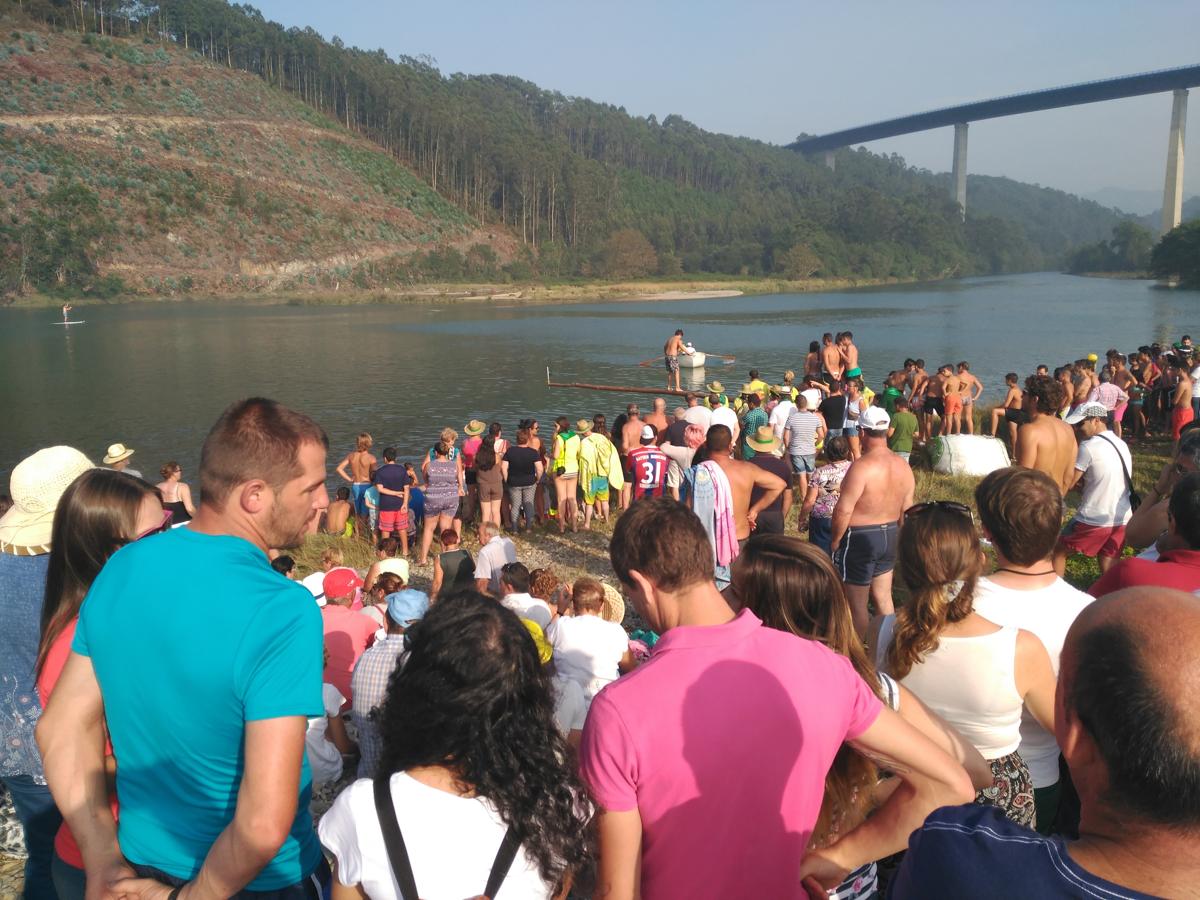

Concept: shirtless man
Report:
left=335, top=432, right=378, bottom=520
left=957, top=361, right=983, bottom=434
left=619, top=405, right=644, bottom=508
left=1016, top=375, right=1077, bottom=496
left=908, top=359, right=930, bottom=440
left=1110, top=354, right=1137, bottom=438
left=324, top=486, right=353, bottom=535
left=941, top=365, right=965, bottom=435
left=1170, top=360, right=1194, bottom=440
left=664, top=329, right=685, bottom=391
left=839, top=331, right=859, bottom=374
left=830, top=407, right=914, bottom=635
left=989, top=372, right=1026, bottom=449
left=921, top=365, right=950, bottom=440
left=821, top=332, right=844, bottom=386
left=700, top=425, right=785, bottom=542
left=643, top=397, right=670, bottom=440
left=61, top=303, right=72, bottom=323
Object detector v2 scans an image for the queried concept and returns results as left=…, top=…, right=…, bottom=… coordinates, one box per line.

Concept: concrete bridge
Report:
left=791, top=64, right=1200, bottom=232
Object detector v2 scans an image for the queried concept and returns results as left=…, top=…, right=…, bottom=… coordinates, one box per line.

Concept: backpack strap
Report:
left=373, top=776, right=421, bottom=900
left=483, top=826, right=522, bottom=899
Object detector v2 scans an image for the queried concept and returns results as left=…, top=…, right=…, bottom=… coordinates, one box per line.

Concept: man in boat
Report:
left=664, top=329, right=685, bottom=392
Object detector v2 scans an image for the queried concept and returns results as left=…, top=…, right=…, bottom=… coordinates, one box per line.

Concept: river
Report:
left=0, top=272, right=1192, bottom=482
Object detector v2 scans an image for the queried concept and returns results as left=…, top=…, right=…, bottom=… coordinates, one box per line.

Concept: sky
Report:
left=251, top=0, right=1200, bottom=213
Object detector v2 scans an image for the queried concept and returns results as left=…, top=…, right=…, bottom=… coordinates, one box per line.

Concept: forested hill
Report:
left=3, top=1, right=1129, bottom=296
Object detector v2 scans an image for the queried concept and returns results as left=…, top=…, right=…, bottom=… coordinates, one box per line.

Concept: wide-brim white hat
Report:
left=0, top=446, right=94, bottom=554
left=103, top=442, right=135, bottom=465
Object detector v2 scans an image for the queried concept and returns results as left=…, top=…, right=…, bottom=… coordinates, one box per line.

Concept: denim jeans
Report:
left=52, top=853, right=86, bottom=900
left=507, top=484, right=536, bottom=530
left=1, top=775, right=63, bottom=900
left=789, top=453, right=816, bottom=475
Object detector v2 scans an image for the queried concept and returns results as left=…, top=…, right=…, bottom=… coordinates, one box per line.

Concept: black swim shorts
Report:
left=833, top=521, right=899, bottom=586
left=924, top=397, right=945, bottom=417
left=1004, top=407, right=1030, bottom=425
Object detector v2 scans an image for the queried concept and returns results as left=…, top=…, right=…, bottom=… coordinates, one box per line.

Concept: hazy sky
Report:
left=252, top=0, right=1199, bottom=211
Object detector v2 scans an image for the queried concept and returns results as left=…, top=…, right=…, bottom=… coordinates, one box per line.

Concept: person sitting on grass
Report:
left=500, top=562, right=555, bottom=631
left=546, top=577, right=636, bottom=706
left=324, top=486, right=354, bottom=537
left=430, top=528, right=474, bottom=600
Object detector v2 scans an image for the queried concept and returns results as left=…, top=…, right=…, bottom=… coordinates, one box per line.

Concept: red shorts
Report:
left=1060, top=519, right=1126, bottom=559
left=944, top=394, right=964, bottom=415
left=379, top=508, right=409, bottom=532
left=1172, top=407, right=1195, bottom=440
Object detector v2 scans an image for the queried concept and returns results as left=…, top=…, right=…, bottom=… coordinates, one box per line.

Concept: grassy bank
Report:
left=3, top=273, right=926, bottom=310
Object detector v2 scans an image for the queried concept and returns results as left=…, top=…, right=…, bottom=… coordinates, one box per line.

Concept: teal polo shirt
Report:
left=74, top=527, right=323, bottom=889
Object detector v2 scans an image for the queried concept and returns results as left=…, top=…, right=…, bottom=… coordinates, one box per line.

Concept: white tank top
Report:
left=877, top=616, right=1023, bottom=760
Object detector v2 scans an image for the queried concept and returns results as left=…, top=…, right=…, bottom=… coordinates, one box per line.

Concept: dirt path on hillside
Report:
left=0, top=113, right=359, bottom=145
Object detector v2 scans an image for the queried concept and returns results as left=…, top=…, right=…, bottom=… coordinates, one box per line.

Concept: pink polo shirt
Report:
left=580, top=608, right=881, bottom=899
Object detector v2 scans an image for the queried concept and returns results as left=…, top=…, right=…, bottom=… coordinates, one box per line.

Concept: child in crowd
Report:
left=307, top=648, right=357, bottom=823
left=547, top=578, right=637, bottom=704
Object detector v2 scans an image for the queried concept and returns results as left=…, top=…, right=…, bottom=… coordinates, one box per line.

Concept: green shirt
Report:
left=889, top=411, right=919, bottom=454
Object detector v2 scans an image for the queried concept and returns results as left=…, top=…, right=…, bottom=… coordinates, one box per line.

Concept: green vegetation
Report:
left=1067, top=220, right=1155, bottom=275
left=1151, top=220, right=1200, bottom=287
left=6, top=0, right=1129, bottom=289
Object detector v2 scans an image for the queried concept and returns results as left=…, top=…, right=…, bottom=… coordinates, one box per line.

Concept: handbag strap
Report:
left=1096, top=433, right=1136, bottom=496
left=374, top=774, right=523, bottom=900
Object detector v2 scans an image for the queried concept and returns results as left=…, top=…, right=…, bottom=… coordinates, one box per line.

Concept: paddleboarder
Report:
left=61, top=303, right=72, bottom=323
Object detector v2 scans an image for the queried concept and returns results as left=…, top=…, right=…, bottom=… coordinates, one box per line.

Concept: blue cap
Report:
left=386, top=589, right=429, bottom=626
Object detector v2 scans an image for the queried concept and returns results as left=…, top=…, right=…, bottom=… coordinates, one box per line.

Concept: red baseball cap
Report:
left=323, top=567, right=364, bottom=601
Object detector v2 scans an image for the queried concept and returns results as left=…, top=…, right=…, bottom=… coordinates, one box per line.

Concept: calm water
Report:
left=0, top=272, right=1193, bottom=483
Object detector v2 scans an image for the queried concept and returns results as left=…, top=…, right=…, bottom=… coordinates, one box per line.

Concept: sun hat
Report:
left=0, top=446, right=93, bottom=554
left=102, top=442, right=135, bottom=465
left=859, top=406, right=891, bottom=431
left=773, top=384, right=792, bottom=397
left=521, top=618, right=554, bottom=665
left=746, top=425, right=782, bottom=453
left=706, top=380, right=724, bottom=394
left=576, top=418, right=594, bottom=435
left=740, top=383, right=761, bottom=396
left=323, top=566, right=364, bottom=601
left=386, top=589, right=430, bottom=627
left=376, top=558, right=410, bottom=584
left=464, top=419, right=487, bottom=437
left=1064, top=402, right=1109, bottom=425
left=601, top=582, right=626, bottom=625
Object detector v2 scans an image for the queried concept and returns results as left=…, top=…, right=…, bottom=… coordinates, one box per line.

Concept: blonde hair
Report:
left=356, top=432, right=373, bottom=451
left=321, top=547, right=344, bottom=569
left=886, top=509, right=982, bottom=679
left=440, top=427, right=458, bottom=445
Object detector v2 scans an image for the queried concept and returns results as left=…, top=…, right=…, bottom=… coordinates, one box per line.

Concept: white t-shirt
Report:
left=547, top=614, right=628, bottom=700
left=710, top=405, right=738, bottom=438
left=972, top=577, right=1093, bottom=787
left=501, top=593, right=553, bottom=630
left=1074, top=432, right=1134, bottom=526
left=768, top=400, right=795, bottom=440
left=319, top=772, right=554, bottom=900
left=683, top=406, right=713, bottom=430
left=306, top=684, right=346, bottom=786
left=301, top=570, right=328, bottom=606
left=552, top=675, right=587, bottom=736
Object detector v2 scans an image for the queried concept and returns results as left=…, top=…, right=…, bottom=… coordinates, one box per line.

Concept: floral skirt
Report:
left=977, top=750, right=1035, bottom=827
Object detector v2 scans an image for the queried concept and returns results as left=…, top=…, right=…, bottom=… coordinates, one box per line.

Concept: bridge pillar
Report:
left=951, top=123, right=968, bottom=219
left=1161, top=88, right=1188, bottom=234
left=824, top=151, right=836, bottom=171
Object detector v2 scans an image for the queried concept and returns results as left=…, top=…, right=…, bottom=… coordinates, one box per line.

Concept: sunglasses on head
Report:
left=136, top=509, right=174, bottom=541
left=905, top=500, right=972, bottom=520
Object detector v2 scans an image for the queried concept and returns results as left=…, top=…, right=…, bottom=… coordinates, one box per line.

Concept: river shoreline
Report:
left=2, top=274, right=929, bottom=310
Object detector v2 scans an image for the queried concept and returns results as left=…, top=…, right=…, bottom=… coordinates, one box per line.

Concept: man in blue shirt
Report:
left=890, top=586, right=1200, bottom=899
left=39, top=398, right=332, bottom=899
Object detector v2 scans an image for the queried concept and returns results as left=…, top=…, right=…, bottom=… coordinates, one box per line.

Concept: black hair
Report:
left=824, top=435, right=851, bottom=462
left=842, top=331, right=853, bottom=340
left=706, top=424, right=732, bottom=452
left=500, top=561, right=531, bottom=593
left=383, top=446, right=398, bottom=462
left=335, top=486, right=351, bottom=501
left=809, top=341, right=820, bottom=353
left=903, top=358, right=915, bottom=368
left=489, top=421, right=503, bottom=437
left=1068, top=622, right=1200, bottom=827
left=476, top=439, right=497, bottom=472
left=1169, top=472, right=1200, bottom=549
left=914, top=359, right=925, bottom=367
left=271, top=555, right=295, bottom=575
left=749, top=369, right=759, bottom=379
left=379, top=593, right=594, bottom=883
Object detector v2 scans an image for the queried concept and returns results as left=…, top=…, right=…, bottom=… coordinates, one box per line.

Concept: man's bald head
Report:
left=1060, top=587, right=1200, bottom=829
left=654, top=397, right=666, bottom=412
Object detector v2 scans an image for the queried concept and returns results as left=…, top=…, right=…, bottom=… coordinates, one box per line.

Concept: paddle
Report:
left=637, top=355, right=665, bottom=367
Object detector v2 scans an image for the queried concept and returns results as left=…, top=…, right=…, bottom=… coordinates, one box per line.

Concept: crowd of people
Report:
left=1, top=327, right=1199, bottom=900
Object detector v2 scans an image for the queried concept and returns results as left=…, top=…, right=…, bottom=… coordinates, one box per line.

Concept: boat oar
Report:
left=704, top=352, right=738, bottom=361
left=637, top=355, right=665, bottom=367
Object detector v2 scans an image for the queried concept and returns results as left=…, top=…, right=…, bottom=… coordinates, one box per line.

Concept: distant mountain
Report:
left=1139, top=196, right=1200, bottom=231
left=1083, top=187, right=1163, bottom=216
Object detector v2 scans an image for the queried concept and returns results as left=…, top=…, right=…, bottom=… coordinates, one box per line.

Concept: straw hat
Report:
left=601, top=582, right=626, bottom=625
left=576, top=418, right=594, bottom=435
left=464, top=419, right=487, bottom=437
left=740, top=383, right=762, bottom=396
left=102, top=442, right=135, bottom=465
left=0, top=446, right=93, bottom=554
left=706, top=380, right=724, bottom=394
left=745, top=425, right=781, bottom=454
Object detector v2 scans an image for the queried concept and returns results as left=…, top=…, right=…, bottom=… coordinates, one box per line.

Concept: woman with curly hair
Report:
left=866, top=503, right=1057, bottom=827
left=319, top=591, right=593, bottom=899
left=733, top=535, right=991, bottom=900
